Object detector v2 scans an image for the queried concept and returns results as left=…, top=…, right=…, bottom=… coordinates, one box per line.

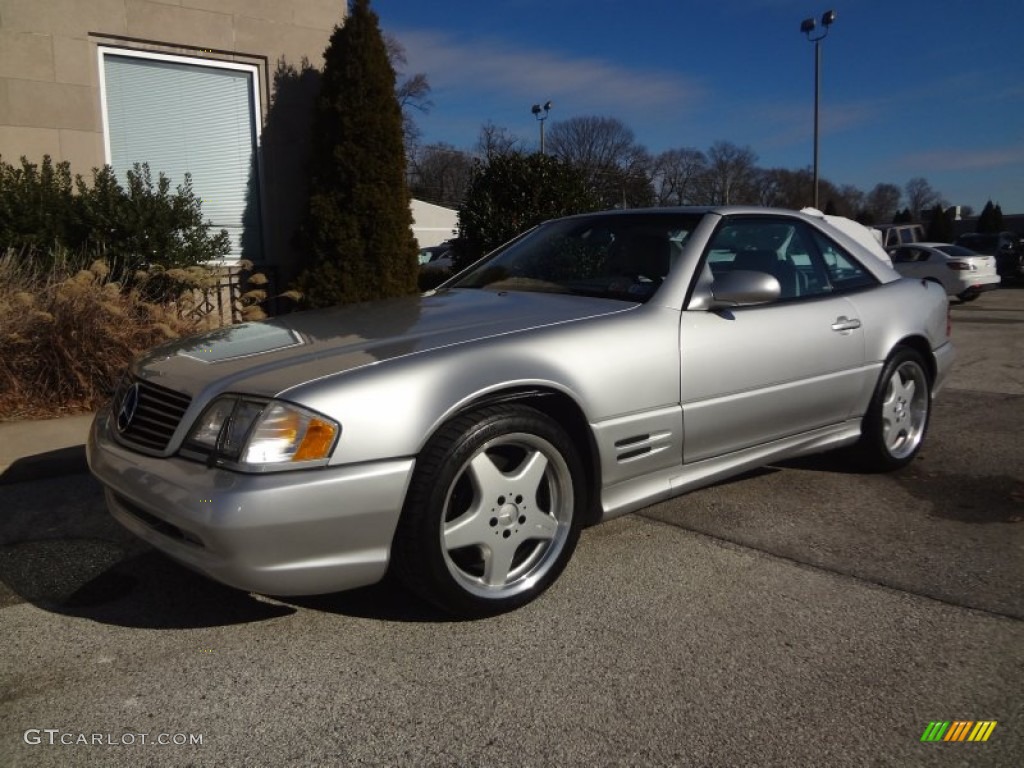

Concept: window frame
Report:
left=697, top=215, right=879, bottom=305
left=96, top=46, right=266, bottom=264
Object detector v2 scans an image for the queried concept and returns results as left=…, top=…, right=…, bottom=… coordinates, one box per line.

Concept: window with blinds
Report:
left=100, top=49, right=263, bottom=262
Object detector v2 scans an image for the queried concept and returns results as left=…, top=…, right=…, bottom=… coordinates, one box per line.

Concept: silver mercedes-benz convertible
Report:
left=88, top=207, right=954, bottom=616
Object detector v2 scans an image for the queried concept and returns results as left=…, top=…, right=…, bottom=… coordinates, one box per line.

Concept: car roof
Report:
left=554, top=205, right=853, bottom=222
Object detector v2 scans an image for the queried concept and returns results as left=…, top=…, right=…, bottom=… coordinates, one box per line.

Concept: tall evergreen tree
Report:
left=295, top=0, right=418, bottom=307
left=992, top=203, right=1005, bottom=232
left=925, top=204, right=953, bottom=243
left=976, top=200, right=997, bottom=233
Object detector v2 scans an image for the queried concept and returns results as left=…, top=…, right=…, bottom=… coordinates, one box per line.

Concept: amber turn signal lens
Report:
left=293, top=419, right=338, bottom=461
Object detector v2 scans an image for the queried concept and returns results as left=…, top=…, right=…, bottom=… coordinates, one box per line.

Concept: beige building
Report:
left=0, top=0, right=342, bottom=282
left=410, top=198, right=457, bottom=248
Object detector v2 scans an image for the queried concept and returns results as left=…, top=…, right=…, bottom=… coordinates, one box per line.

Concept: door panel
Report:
left=680, top=296, right=867, bottom=463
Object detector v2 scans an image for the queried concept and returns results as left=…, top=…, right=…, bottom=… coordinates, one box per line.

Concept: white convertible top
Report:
left=800, top=207, right=894, bottom=267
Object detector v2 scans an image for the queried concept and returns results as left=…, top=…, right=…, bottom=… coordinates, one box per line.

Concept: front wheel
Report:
left=854, top=347, right=931, bottom=471
left=393, top=404, right=585, bottom=617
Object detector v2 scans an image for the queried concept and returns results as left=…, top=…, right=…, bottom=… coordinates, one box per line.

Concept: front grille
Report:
left=114, top=376, right=192, bottom=452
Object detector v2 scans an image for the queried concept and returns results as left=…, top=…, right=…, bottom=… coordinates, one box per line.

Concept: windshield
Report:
left=449, top=213, right=701, bottom=303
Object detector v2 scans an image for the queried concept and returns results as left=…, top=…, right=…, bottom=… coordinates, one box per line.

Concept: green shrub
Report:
left=0, top=155, right=230, bottom=281
left=453, top=153, right=600, bottom=272
left=418, top=267, right=451, bottom=292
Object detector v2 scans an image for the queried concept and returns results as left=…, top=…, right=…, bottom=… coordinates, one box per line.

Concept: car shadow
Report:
left=772, top=452, right=1023, bottom=524
left=0, top=538, right=297, bottom=628
left=892, top=470, right=1024, bottom=525
left=772, top=451, right=867, bottom=475
left=2, top=537, right=461, bottom=626
left=285, top=580, right=458, bottom=623
left=0, top=469, right=458, bottom=626
left=0, top=445, right=88, bottom=485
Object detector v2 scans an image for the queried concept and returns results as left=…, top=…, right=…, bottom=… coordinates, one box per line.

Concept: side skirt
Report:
left=599, top=419, right=862, bottom=522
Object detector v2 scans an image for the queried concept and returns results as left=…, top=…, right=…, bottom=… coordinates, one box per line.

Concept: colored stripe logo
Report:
left=921, top=721, right=997, bottom=742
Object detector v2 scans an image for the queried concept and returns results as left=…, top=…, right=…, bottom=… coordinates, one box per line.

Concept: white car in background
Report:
left=889, top=242, right=1000, bottom=302
left=418, top=243, right=455, bottom=271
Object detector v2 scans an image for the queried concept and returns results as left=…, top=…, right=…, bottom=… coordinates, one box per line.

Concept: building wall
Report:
left=411, top=198, right=458, bottom=248
left=0, top=0, right=340, bottom=278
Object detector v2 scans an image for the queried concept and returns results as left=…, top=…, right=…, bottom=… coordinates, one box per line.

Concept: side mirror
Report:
left=710, top=270, right=781, bottom=307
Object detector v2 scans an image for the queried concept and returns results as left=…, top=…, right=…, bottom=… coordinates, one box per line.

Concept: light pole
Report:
left=531, top=101, right=552, bottom=155
left=801, top=10, right=836, bottom=209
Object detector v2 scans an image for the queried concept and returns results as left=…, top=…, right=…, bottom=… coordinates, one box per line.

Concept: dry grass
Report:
left=0, top=251, right=202, bottom=419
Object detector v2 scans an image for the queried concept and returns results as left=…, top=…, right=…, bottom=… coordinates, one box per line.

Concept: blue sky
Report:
left=375, top=0, right=1024, bottom=214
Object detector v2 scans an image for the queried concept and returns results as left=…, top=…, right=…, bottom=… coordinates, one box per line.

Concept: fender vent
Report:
left=614, top=432, right=672, bottom=463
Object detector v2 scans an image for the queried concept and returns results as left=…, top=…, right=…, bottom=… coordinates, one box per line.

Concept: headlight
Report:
left=184, top=396, right=339, bottom=471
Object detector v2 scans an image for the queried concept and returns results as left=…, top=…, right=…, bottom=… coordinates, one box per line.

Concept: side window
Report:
left=893, top=247, right=925, bottom=263
left=706, top=218, right=829, bottom=301
left=807, top=228, right=878, bottom=292
left=704, top=217, right=878, bottom=302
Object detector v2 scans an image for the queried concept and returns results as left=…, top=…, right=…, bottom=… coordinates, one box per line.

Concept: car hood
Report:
left=133, top=289, right=635, bottom=398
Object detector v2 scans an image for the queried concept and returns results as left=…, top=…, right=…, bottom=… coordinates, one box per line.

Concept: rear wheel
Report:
left=394, top=404, right=585, bottom=617
left=854, top=347, right=931, bottom=471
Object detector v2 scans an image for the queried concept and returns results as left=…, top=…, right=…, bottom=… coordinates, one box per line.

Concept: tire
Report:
left=957, top=291, right=979, bottom=303
left=394, top=404, right=585, bottom=617
left=854, top=347, right=931, bottom=471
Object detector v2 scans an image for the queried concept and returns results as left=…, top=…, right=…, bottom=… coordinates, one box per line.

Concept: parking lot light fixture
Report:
left=531, top=101, right=552, bottom=155
left=801, top=10, right=837, bottom=209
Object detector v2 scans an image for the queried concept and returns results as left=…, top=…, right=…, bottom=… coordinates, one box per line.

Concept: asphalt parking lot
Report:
left=1, top=288, right=1022, bottom=767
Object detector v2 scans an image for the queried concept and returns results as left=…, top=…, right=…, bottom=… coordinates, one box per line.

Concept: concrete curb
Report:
left=0, top=413, right=95, bottom=485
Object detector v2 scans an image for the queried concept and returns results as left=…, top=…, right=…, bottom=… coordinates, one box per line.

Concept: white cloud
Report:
left=899, top=146, right=1024, bottom=172
left=395, top=28, right=705, bottom=115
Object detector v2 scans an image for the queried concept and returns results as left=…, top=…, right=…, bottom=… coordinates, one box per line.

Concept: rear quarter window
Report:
left=808, top=229, right=877, bottom=292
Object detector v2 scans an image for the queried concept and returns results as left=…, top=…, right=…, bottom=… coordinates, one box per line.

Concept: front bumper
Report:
left=87, top=408, right=415, bottom=596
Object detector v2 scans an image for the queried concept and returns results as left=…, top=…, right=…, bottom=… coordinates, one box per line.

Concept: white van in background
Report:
left=872, top=223, right=925, bottom=249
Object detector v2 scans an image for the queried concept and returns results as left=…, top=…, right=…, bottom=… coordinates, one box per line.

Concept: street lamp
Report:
left=531, top=101, right=552, bottom=155
left=800, top=10, right=836, bottom=209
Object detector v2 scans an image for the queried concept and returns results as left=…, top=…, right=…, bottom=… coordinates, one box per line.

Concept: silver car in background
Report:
left=88, top=207, right=953, bottom=616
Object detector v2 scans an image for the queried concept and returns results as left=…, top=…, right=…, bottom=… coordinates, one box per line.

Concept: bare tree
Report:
left=476, top=121, right=521, bottom=159
left=651, top=148, right=707, bottom=205
left=545, top=116, right=653, bottom=207
left=864, top=183, right=902, bottom=224
left=835, top=184, right=866, bottom=219
left=385, top=34, right=432, bottom=149
left=753, top=168, right=860, bottom=212
left=408, top=143, right=473, bottom=207
left=702, top=142, right=759, bottom=205
left=546, top=116, right=638, bottom=170
left=904, top=177, right=944, bottom=221
left=752, top=168, right=811, bottom=209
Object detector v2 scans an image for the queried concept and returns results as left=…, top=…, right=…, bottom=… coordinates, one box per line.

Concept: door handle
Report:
left=831, top=316, right=862, bottom=332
